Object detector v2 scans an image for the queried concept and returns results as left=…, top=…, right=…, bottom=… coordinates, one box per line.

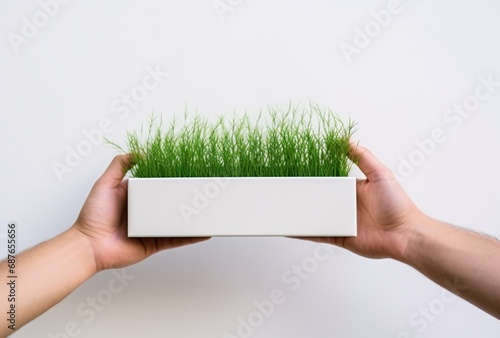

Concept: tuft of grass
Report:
left=122, top=103, right=356, bottom=178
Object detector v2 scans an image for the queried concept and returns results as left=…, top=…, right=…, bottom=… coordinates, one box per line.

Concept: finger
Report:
left=98, top=154, right=134, bottom=188
left=287, top=236, right=342, bottom=247
left=348, top=142, right=393, bottom=182
left=156, top=237, right=211, bottom=252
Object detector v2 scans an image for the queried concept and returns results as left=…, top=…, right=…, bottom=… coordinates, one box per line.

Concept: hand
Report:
left=304, top=143, right=427, bottom=261
left=73, top=155, right=209, bottom=272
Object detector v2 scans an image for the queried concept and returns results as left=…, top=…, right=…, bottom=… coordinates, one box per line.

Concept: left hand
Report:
left=73, top=154, right=209, bottom=272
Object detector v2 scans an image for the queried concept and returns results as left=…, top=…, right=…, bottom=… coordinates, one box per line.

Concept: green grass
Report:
left=118, top=103, right=356, bottom=178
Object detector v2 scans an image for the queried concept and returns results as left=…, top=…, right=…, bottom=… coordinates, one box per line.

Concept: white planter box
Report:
left=128, top=177, right=356, bottom=237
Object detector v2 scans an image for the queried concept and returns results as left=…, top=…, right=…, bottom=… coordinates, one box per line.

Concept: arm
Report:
left=0, top=228, right=95, bottom=335
left=403, top=217, right=500, bottom=318
left=0, top=155, right=208, bottom=337
left=304, top=143, right=500, bottom=319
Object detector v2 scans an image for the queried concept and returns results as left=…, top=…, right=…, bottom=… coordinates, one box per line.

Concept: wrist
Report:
left=399, top=215, right=447, bottom=267
left=67, top=225, right=99, bottom=275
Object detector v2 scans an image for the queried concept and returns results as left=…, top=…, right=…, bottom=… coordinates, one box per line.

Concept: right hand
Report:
left=302, top=143, right=426, bottom=261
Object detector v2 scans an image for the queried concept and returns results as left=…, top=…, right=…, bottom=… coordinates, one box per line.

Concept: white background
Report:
left=1, top=0, right=500, bottom=337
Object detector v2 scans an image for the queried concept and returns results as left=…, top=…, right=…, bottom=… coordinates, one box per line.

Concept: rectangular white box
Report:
left=128, top=177, right=356, bottom=237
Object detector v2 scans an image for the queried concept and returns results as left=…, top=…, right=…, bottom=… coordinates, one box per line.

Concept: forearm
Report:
left=402, top=216, right=500, bottom=319
left=0, top=227, right=96, bottom=336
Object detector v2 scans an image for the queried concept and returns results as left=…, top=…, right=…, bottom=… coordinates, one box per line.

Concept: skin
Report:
left=0, top=155, right=208, bottom=337
left=304, top=143, right=500, bottom=319
left=1, top=144, right=499, bottom=337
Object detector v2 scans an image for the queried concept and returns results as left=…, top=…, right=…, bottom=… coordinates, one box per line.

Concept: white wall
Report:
left=1, top=0, right=500, bottom=337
